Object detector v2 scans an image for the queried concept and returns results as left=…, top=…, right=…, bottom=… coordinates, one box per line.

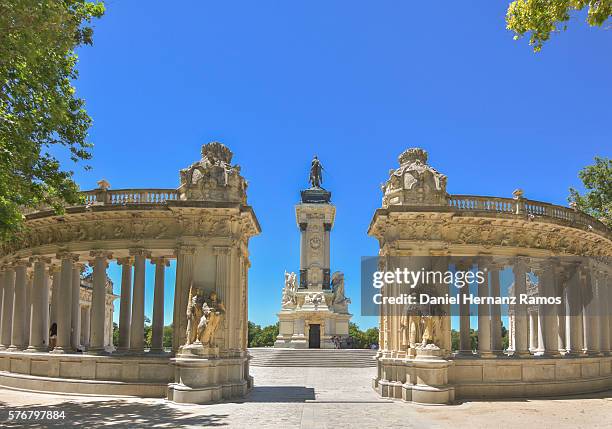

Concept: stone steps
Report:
left=248, top=348, right=377, bottom=367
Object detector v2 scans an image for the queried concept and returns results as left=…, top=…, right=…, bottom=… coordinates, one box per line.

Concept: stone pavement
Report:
left=0, top=366, right=610, bottom=428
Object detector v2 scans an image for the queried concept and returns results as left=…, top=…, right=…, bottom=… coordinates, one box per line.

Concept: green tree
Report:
left=144, top=316, right=152, bottom=348
left=569, top=157, right=611, bottom=227
left=248, top=322, right=279, bottom=347
left=0, top=0, right=105, bottom=241
left=112, top=322, right=119, bottom=347
left=163, top=325, right=173, bottom=349
left=506, top=1, right=611, bottom=52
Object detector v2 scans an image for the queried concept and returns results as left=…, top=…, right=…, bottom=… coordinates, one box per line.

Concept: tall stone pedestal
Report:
left=167, top=345, right=250, bottom=404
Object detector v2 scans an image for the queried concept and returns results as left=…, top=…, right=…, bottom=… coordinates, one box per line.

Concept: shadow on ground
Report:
left=0, top=400, right=228, bottom=428
left=242, top=386, right=316, bottom=402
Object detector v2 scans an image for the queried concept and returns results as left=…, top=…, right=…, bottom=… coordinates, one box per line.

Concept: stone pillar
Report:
left=566, top=262, right=583, bottom=355
left=323, top=223, right=331, bottom=288
left=511, top=257, right=530, bottom=357
left=51, top=253, right=77, bottom=353
left=173, top=245, right=195, bottom=352
left=71, top=263, right=83, bottom=351
left=82, top=306, right=91, bottom=347
left=529, top=311, right=538, bottom=351
left=299, top=223, right=307, bottom=288
left=598, top=268, right=610, bottom=355
left=214, top=246, right=231, bottom=350
left=130, top=249, right=148, bottom=353
left=10, top=260, right=30, bottom=350
left=597, top=268, right=612, bottom=355
left=535, top=260, right=560, bottom=356
left=27, top=257, right=51, bottom=351
left=477, top=261, right=493, bottom=357
left=555, top=266, right=568, bottom=353
left=151, top=257, right=169, bottom=353
left=88, top=250, right=111, bottom=353
left=24, top=272, right=32, bottom=347
left=116, top=257, right=133, bottom=351
left=457, top=260, right=472, bottom=355
left=0, top=267, right=15, bottom=349
left=581, top=265, right=600, bottom=355
left=49, top=265, right=60, bottom=331
left=489, top=263, right=504, bottom=354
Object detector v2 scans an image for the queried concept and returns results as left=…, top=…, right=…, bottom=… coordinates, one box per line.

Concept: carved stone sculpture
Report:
left=309, top=156, right=323, bottom=188
left=200, top=291, right=225, bottom=347
left=281, top=271, right=297, bottom=308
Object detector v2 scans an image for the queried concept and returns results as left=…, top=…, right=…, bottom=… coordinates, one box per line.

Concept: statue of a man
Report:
left=201, top=291, right=226, bottom=347
left=309, top=156, right=323, bottom=188
left=185, top=285, right=204, bottom=345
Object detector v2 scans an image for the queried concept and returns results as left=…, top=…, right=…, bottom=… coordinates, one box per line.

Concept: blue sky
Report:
left=59, top=2, right=610, bottom=330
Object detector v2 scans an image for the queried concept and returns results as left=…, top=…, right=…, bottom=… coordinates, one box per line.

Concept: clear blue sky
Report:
left=58, top=2, right=609, bottom=330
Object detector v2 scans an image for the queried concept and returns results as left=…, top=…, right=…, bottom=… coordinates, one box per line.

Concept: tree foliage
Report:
left=348, top=322, right=379, bottom=349
left=248, top=322, right=279, bottom=347
left=506, top=0, right=611, bottom=52
left=0, top=0, right=105, bottom=240
left=569, top=157, right=611, bottom=227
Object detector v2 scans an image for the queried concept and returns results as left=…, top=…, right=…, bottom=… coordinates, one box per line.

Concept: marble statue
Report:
left=200, top=291, right=225, bottom=347
left=281, top=271, right=297, bottom=308
left=331, top=271, right=350, bottom=306
left=185, top=285, right=205, bottom=345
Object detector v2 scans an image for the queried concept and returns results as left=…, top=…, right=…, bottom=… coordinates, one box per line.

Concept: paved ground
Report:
left=0, top=367, right=610, bottom=428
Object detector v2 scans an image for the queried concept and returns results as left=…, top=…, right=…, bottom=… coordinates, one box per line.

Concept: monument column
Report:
left=535, top=260, right=560, bottom=356
left=477, top=259, right=493, bottom=357
left=0, top=267, right=15, bottom=350
left=27, top=257, right=51, bottom=351
left=299, top=223, right=307, bottom=288
left=50, top=253, right=76, bottom=353
left=214, top=246, right=231, bottom=349
left=581, top=265, right=600, bottom=355
left=488, top=262, right=504, bottom=354
left=49, top=264, right=60, bottom=332
left=565, top=262, right=583, bottom=355
left=529, top=311, right=538, bottom=351
left=116, top=257, right=133, bottom=351
left=597, top=267, right=610, bottom=355
left=88, top=250, right=111, bottom=353
left=71, top=262, right=83, bottom=350
left=457, top=259, right=472, bottom=355
left=512, top=257, right=530, bottom=357
left=10, top=260, right=30, bottom=350
left=130, top=249, right=148, bottom=353
left=151, top=257, right=169, bottom=353
left=173, top=245, right=195, bottom=351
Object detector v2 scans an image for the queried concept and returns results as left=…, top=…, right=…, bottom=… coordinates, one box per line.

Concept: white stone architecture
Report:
left=275, top=157, right=352, bottom=349
left=0, top=142, right=260, bottom=404
left=370, top=148, right=611, bottom=404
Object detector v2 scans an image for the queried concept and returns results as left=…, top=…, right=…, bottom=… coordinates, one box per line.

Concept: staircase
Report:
left=248, top=348, right=377, bottom=368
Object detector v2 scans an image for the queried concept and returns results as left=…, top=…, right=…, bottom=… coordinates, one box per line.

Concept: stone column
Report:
left=116, top=257, right=133, bottom=351
left=489, top=263, right=504, bottom=354
left=511, top=257, right=530, bottom=357
left=173, top=245, right=195, bottom=352
left=0, top=267, right=15, bottom=350
left=130, top=249, right=148, bottom=353
left=49, top=265, right=60, bottom=331
left=477, top=261, right=493, bottom=357
left=581, top=265, right=600, bottom=355
left=51, top=253, right=77, bottom=353
left=27, top=257, right=51, bottom=351
left=529, top=311, right=538, bottom=351
left=24, top=272, right=32, bottom=347
left=565, top=262, right=583, bottom=355
left=83, top=306, right=91, bottom=347
left=151, top=257, right=169, bottom=353
left=88, top=251, right=111, bottom=353
left=71, top=263, right=83, bottom=351
left=214, top=246, right=231, bottom=349
left=457, top=260, right=472, bottom=355
left=555, top=266, right=568, bottom=353
left=535, top=260, right=560, bottom=356
left=299, top=223, right=307, bottom=287
left=10, top=260, right=30, bottom=350
left=323, top=223, right=331, bottom=288
left=597, top=268, right=610, bottom=355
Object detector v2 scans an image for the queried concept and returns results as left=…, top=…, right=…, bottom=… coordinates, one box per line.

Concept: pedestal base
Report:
left=168, top=345, right=251, bottom=404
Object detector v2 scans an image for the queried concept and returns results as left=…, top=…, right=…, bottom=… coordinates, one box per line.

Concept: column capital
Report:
left=150, top=256, right=171, bottom=266
left=129, top=248, right=151, bottom=258
left=56, top=251, right=79, bottom=262
left=116, top=256, right=134, bottom=266
left=12, top=258, right=31, bottom=268
left=213, top=246, right=231, bottom=256
left=512, top=256, right=530, bottom=272
left=89, top=250, right=113, bottom=260
left=29, top=255, right=52, bottom=264
left=174, top=244, right=196, bottom=256
left=48, top=264, right=61, bottom=274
